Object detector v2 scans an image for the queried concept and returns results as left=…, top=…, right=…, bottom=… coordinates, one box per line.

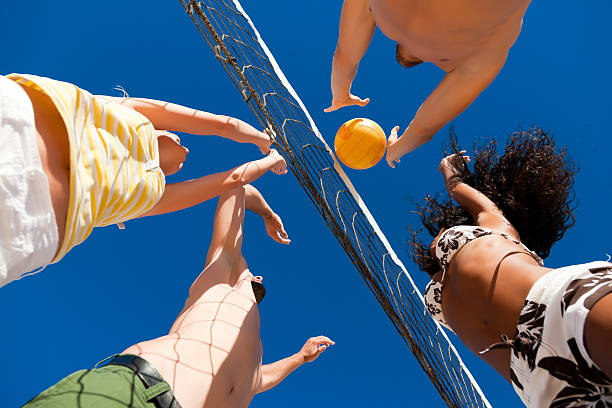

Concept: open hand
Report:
left=386, top=125, right=401, bottom=168
left=438, top=150, right=470, bottom=176
left=263, top=212, right=290, bottom=244
left=299, top=336, right=335, bottom=363
left=268, top=149, right=288, bottom=175
left=324, top=94, right=370, bottom=113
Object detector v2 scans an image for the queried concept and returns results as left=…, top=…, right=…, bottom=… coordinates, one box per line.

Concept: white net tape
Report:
left=178, top=1, right=492, bottom=406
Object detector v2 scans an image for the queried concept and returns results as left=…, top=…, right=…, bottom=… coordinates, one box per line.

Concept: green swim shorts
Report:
left=22, top=359, right=171, bottom=408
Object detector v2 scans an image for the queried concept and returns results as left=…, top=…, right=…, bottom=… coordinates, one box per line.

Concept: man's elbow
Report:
left=255, top=376, right=270, bottom=394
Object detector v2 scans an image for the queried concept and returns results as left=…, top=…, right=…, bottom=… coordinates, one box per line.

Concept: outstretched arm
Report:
left=386, top=52, right=507, bottom=167
left=439, top=152, right=518, bottom=238
left=324, top=0, right=375, bottom=112
left=244, top=184, right=290, bottom=244
left=138, top=150, right=287, bottom=218
left=257, top=336, right=334, bottom=394
left=98, top=96, right=271, bottom=153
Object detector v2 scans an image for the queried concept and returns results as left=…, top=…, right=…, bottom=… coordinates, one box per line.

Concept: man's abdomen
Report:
left=125, top=283, right=262, bottom=408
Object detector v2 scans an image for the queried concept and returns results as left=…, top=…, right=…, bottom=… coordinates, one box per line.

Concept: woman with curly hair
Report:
left=409, top=128, right=612, bottom=406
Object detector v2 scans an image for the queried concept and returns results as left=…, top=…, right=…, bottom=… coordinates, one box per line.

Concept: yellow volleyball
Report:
left=334, top=118, right=386, bottom=170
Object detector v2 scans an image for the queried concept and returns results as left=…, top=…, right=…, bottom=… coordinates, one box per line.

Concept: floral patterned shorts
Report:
left=507, top=261, right=612, bottom=407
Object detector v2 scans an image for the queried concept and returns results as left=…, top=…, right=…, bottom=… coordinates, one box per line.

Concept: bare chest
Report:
left=370, top=0, right=528, bottom=60
left=138, top=284, right=263, bottom=408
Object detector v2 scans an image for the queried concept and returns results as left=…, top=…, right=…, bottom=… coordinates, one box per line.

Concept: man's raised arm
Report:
left=325, top=0, right=375, bottom=112
left=386, top=51, right=508, bottom=167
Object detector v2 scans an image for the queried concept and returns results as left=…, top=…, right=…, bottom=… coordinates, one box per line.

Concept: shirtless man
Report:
left=23, top=183, right=333, bottom=408
left=325, top=0, right=531, bottom=167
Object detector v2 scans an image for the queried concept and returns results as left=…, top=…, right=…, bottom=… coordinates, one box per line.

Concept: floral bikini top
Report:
left=424, top=225, right=544, bottom=331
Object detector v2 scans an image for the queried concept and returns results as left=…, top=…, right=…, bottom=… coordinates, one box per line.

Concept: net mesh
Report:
left=178, top=1, right=492, bottom=406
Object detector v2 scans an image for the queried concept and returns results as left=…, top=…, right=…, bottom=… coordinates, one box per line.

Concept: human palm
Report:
left=264, top=212, right=290, bottom=244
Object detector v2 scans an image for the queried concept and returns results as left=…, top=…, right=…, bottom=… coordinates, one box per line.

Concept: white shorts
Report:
left=0, top=75, right=58, bottom=287
left=501, top=261, right=612, bottom=407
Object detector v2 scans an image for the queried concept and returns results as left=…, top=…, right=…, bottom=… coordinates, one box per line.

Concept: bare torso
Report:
left=124, top=256, right=262, bottom=408
left=369, top=0, right=531, bottom=68
left=18, top=84, right=70, bottom=254
left=439, top=235, right=551, bottom=380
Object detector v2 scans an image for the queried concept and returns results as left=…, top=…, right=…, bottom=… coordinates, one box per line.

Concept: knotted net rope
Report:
left=177, top=1, right=492, bottom=406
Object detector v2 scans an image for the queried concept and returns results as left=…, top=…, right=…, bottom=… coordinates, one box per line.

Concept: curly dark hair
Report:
left=408, top=127, right=577, bottom=277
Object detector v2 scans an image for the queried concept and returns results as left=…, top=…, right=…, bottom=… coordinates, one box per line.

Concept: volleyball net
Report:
left=178, top=1, right=491, bottom=406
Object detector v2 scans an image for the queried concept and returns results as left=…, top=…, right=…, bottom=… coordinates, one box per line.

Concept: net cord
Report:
left=178, top=2, right=493, bottom=406
left=232, top=7, right=490, bottom=406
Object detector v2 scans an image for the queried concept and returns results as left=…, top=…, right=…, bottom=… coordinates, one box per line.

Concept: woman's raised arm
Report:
left=138, top=149, right=287, bottom=218
left=440, top=152, right=517, bottom=237
left=97, top=96, right=271, bottom=153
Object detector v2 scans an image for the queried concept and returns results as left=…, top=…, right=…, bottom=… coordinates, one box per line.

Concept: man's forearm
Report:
left=330, top=51, right=359, bottom=99
left=391, top=54, right=506, bottom=160
left=257, top=353, right=304, bottom=394
left=392, top=121, right=435, bottom=158
left=329, top=0, right=375, bottom=99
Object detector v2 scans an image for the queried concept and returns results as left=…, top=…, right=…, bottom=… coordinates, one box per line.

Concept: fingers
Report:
left=386, top=126, right=400, bottom=168
left=310, top=335, right=335, bottom=346
left=323, top=105, right=339, bottom=113
left=445, top=150, right=467, bottom=160
left=356, top=97, right=370, bottom=107
left=387, top=126, right=399, bottom=144
left=301, top=336, right=335, bottom=362
left=276, top=219, right=290, bottom=244
left=269, top=149, right=288, bottom=175
left=265, top=215, right=291, bottom=244
left=273, top=230, right=291, bottom=245
left=271, top=162, right=288, bottom=175
left=324, top=95, right=369, bottom=112
left=259, top=143, right=271, bottom=155
left=278, top=220, right=288, bottom=239
left=259, top=131, right=272, bottom=155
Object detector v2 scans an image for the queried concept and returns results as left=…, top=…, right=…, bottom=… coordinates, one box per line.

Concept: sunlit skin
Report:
left=17, top=82, right=282, bottom=258
left=123, top=184, right=334, bottom=408
left=326, top=0, right=531, bottom=166
left=430, top=152, right=612, bottom=381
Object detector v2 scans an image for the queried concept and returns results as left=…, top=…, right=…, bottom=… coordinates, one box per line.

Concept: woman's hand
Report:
left=266, top=149, right=288, bottom=175
left=252, top=130, right=272, bottom=154
left=439, top=150, right=470, bottom=177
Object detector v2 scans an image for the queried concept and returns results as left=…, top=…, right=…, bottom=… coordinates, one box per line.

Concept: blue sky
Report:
left=2, top=1, right=611, bottom=407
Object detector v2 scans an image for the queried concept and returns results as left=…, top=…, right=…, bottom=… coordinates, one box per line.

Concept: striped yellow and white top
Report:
left=8, top=74, right=166, bottom=263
